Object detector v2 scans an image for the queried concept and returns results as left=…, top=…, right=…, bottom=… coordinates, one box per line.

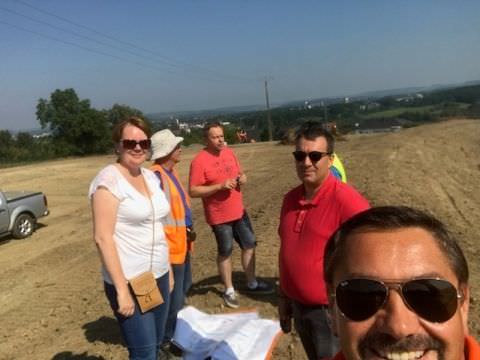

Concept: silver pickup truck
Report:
left=0, top=190, right=49, bottom=239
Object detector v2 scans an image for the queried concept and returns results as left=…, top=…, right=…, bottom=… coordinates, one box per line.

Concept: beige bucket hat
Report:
left=150, top=129, right=184, bottom=160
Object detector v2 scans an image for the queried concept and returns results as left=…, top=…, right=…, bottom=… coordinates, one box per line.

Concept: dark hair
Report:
left=324, top=206, right=469, bottom=286
left=203, top=122, right=223, bottom=138
left=295, top=121, right=335, bottom=154
left=112, top=117, right=151, bottom=143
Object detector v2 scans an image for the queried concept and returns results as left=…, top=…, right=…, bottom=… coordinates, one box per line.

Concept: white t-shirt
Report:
left=89, top=164, right=170, bottom=284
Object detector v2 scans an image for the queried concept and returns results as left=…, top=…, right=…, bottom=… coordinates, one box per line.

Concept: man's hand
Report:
left=278, top=295, right=293, bottom=333
left=237, top=173, right=247, bottom=185
left=222, top=178, right=238, bottom=190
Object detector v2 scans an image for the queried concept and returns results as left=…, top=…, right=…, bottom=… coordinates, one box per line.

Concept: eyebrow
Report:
left=341, top=271, right=448, bottom=281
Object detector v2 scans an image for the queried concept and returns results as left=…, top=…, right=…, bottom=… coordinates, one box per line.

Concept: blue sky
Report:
left=1, top=0, right=479, bottom=131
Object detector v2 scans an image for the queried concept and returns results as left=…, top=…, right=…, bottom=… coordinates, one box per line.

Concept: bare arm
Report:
left=92, top=187, right=135, bottom=317
left=278, top=252, right=292, bottom=333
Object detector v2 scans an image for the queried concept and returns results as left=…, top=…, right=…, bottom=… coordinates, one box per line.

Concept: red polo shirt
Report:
left=278, top=174, right=370, bottom=305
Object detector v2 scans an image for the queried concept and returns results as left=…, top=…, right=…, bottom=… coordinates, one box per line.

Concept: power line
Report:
left=0, top=6, right=183, bottom=70
left=0, top=19, right=236, bottom=82
left=12, top=0, right=257, bottom=82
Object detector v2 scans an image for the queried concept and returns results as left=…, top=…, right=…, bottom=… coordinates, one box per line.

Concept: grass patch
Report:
left=363, top=105, right=436, bottom=119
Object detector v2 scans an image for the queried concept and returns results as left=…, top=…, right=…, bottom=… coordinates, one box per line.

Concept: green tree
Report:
left=0, top=130, right=14, bottom=161
left=15, top=132, right=34, bottom=149
left=107, top=103, right=145, bottom=127
left=0, top=130, right=13, bottom=147
left=36, top=88, right=111, bottom=155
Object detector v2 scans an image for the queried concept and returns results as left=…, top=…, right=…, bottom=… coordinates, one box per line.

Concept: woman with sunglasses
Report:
left=89, top=117, right=173, bottom=360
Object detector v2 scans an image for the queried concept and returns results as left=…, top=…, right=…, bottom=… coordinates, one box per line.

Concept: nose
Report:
left=132, top=143, right=144, bottom=152
left=374, top=289, right=421, bottom=339
left=301, top=154, right=313, bottom=167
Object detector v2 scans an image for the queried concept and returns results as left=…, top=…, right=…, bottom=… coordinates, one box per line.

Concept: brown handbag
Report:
left=128, top=173, right=164, bottom=313
left=129, top=271, right=163, bottom=313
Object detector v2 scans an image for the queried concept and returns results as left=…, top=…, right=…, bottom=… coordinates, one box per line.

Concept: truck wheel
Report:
left=12, top=213, right=35, bottom=239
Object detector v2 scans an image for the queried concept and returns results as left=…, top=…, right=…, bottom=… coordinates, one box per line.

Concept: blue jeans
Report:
left=211, top=212, right=257, bottom=257
left=104, top=272, right=170, bottom=360
left=164, top=252, right=192, bottom=342
left=292, top=301, right=339, bottom=360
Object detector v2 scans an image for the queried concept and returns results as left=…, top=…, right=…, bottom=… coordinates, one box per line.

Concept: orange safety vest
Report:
left=151, top=164, right=192, bottom=264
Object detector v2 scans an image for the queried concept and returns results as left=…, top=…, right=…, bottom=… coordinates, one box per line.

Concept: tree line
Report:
left=227, top=84, right=480, bottom=138
left=1, top=89, right=145, bottom=165
left=1, top=84, right=479, bottom=166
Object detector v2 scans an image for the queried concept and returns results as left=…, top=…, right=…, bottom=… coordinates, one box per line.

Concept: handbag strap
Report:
left=141, top=170, right=155, bottom=272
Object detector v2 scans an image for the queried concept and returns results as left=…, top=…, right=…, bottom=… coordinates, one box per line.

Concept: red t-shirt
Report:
left=278, top=174, right=370, bottom=305
left=189, top=147, right=244, bottom=225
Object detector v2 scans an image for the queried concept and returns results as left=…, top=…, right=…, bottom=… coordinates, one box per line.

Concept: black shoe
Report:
left=159, top=342, right=183, bottom=360
left=244, top=280, right=274, bottom=295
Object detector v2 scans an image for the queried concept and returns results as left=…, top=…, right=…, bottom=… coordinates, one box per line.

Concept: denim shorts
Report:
left=211, top=212, right=257, bottom=257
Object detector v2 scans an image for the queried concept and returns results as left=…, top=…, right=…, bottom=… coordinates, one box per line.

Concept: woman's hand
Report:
left=169, top=267, right=175, bottom=293
left=117, top=288, right=135, bottom=317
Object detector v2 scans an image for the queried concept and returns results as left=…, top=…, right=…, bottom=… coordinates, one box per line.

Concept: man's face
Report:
left=206, top=126, right=225, bottom=153
left=295, top=136, right=333, bottom=187
left=330, top=228, right=469, bottom=360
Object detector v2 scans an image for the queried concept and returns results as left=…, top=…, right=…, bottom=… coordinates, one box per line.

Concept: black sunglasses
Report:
left=121, top=139, right=151, bottom=150
left=292, top=150, right=331, bottom=163
left=334, top=278, right=462, bottom=323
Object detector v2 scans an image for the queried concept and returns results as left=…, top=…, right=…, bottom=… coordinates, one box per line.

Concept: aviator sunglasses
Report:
left=334, top=278, right=463, bottom=323
left=121, top=139, right=151, bottom=150
left=292, top=150, right=331, bottom=163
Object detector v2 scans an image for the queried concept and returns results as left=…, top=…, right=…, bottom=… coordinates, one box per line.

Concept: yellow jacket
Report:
left=331, top=153, right=347, bottom=183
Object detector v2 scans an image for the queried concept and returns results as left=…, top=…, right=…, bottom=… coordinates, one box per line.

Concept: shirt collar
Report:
left=299, top=173, right=335, bottom=207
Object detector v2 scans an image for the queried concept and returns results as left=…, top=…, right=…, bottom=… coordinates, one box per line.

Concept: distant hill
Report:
left=147, top=79, right=480, bottom=121
left=147, top=104, right=266, bottom=123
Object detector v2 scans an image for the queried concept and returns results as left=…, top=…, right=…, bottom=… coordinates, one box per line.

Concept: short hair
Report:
left=203, top=122, right=223, bottom=138
left=112, top=117, right=151, bottom=143
left=295, top=121, right=335, bottom=154
left=324, top=206, right=469, bottom=286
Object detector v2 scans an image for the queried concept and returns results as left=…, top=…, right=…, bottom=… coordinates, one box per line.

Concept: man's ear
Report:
left=460, top=284, right=470, bottom=335
left=328, top=153, right=335, bottom=168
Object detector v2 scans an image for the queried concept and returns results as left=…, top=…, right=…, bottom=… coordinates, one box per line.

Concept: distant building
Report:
left=395, top=93, right=423, bottom=103
left=360, top=102, right=381, bottom=111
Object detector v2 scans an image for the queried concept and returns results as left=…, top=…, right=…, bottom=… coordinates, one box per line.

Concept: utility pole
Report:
left=322, top=100, right=328, bottom=123
left=264, top=79, right=273, bottom=141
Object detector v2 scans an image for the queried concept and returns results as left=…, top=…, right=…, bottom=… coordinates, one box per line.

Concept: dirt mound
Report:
left=0, top=119, right=479, bottom=359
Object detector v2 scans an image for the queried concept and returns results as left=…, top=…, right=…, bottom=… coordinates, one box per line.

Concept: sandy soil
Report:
left=0, top=119, right=479, bottom=359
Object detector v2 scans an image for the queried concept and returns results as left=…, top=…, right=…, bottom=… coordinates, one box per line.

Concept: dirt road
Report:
left=1, top=119, right=479, bottom=359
